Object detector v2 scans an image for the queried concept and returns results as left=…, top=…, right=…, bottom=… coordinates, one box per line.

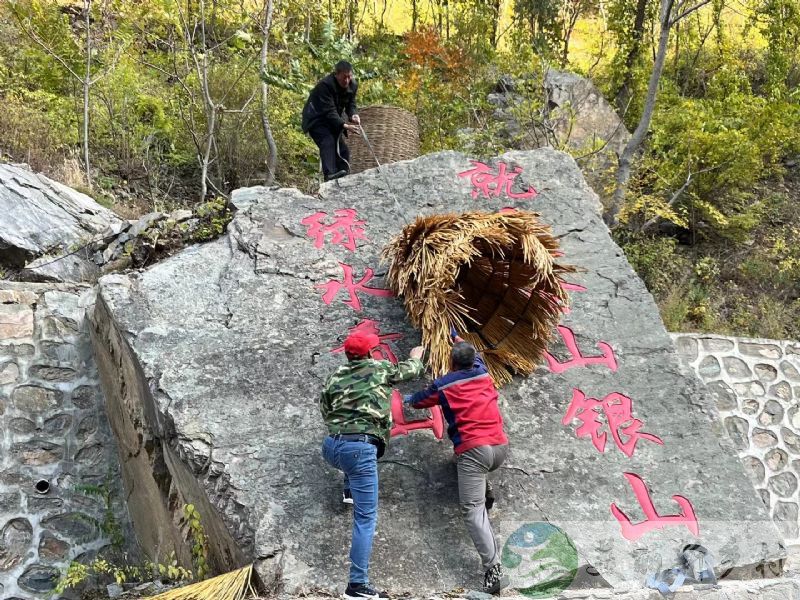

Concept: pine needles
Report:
left=383, top=211, right=575, bottom=387
left=146, top=564, right=256, bottom=600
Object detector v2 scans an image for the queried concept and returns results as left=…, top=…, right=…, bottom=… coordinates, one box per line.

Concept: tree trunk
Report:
left=562, top=15, right=574, bottom=66
left=83, top=0, right=93, bottom=189
left=260, top=0, right=278, bottom=184
left=608, top=0, right=673, bottom=226
left=348, top=0, right=356, bottom=39
left=490, top=0, right=500, bottom=47
left=198, top=0, right=215, bottom=202
left=380, top=0, right=388, bottom=30
left=614, top=0, right=648, bottom=113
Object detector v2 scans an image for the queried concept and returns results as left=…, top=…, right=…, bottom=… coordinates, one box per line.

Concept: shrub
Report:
left=623, top=91, right=800, bottom=241
left=614, top=232, right=692, bottom=296
left=0, top=91, right=76, bottom=172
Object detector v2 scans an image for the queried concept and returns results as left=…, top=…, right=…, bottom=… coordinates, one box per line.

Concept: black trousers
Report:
left=308, top=125, right=350, bottom=178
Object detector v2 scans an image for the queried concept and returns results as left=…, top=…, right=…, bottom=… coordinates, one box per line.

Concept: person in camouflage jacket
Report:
left=321, top=330, right=424, bottom=600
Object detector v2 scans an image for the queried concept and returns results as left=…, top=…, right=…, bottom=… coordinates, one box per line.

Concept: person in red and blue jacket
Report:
left=404, top=329, right=510, bottom=595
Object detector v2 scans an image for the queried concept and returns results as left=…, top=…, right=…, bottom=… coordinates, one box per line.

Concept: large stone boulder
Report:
left=543, top=69, right=630, bottom=159
left=90, top=149, right=783, bottom=595
left=0, top=163, right=124, bottom=281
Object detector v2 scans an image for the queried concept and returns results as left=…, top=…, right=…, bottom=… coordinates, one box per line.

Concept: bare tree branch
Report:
left=639, top=163, right=726, bottom=232
left=90, top=40, right=128, bottom=85
left=135, top=57, right=195, bottom=97
left=10, top=6, right=83, bottom=81
left=225, top=87, right=258, bottom=113
left=574, top=97, right=632, bottom=161
left=670, top=0, right=712, bottom=25
left=204, top=30, right=246, bottom=53
left=205, top=174, right=230, bottom=199
left=217, top=52, right=259, bottom=106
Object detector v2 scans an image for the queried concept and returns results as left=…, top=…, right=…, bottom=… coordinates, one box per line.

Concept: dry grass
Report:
left=383, top=210, right=575, bottom=387
left=50, top=158, right=86, bottom=190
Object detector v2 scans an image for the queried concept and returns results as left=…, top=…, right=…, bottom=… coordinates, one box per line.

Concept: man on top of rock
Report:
left=404, top=329, right=510, bottom=595
left=302, top=60, right=361, bottom=182
left=320, top=330, right=425, bottom=599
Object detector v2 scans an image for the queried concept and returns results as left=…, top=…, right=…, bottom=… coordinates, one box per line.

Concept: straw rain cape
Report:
left=382, top=211, right=575, bottom=387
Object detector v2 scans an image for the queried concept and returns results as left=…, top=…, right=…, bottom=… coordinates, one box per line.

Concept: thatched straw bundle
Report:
left=383, top=211, right=574, bottom=387
left=146, top=565, right=256, bottom=600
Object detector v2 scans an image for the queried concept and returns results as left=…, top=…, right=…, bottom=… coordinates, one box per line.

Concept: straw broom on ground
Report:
left=145, top=564, right=256, bottom=600
left=383, top=210, right=575, bottom=387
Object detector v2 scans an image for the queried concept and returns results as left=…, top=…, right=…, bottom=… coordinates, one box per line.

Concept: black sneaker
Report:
left=344, top=583, right=389, bottom=599
left=325, top=169, right=349, bottom=181
left=483, top=564, right=509, bottom=595
left=485, top=480, right=495, bottom=511
left=343, top=489, right=353, bottom=505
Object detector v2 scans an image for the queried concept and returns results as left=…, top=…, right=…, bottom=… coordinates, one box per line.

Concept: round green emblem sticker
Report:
left=501, top=522, right=578, bottom=598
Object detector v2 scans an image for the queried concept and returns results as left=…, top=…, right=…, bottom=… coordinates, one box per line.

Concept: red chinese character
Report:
left=317, top=263, right=393, bottom=311
left=390, top=390, right=445, bottom=439
left=458, top=160, right=538, bottom=200
left=332, top=319, right=402, bottom=363
left=301, top=209, right=368, bottom=252
left=561, top=282, right=587, bottom=292
left=611, top=473, right=699, bottom=541
left=557, top=281, right=587, bottom=315
left=562, top=389, right=664, bottom=457
left=545, top=326, right=618, bottom=373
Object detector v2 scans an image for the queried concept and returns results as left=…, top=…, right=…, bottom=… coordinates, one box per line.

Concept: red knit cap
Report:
left=344, top=331, right=379, bottom=357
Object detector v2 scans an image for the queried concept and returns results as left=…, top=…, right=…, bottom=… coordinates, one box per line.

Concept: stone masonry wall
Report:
left=672, top=333, right=800, bottom=547
left=0, top=282, right=125, bottom=599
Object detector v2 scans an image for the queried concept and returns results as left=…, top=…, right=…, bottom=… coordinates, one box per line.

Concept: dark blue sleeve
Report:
left=407, top=381, right=440, bottom=409
left=473, top=351, right=488, bottom=373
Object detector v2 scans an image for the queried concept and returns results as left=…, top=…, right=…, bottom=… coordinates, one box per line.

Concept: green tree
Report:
left=755, top=0, right=800, bottom=98
left=9, top=0, right=126, bottom=189
left=513, top=0, right=562, bottom=56
left=133, top=0, right=263, bottom=201
left=259, top=0, right=278, bottom=183
left=608, top=0, right=712, bottom=226
left=608, top=0, right=652, bottom=113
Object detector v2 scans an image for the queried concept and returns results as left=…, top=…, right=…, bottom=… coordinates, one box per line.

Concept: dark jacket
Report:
left=301, top=73, right=358, bottom=134
left=406, top=352, right=508, bottom=454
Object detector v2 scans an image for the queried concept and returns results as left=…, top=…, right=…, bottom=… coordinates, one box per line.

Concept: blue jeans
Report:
left=322, top=435, right=378, bottom=584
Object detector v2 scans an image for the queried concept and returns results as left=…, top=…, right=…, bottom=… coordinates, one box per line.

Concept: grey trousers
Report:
left=456, top=444, right=508, bottom=570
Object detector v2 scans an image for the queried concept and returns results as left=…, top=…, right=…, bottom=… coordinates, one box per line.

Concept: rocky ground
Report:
left=67, top=545, right=800, bottom=599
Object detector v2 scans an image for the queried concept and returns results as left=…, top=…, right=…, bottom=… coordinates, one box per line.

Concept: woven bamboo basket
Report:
left=348, top=105, right=420, bottom=174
